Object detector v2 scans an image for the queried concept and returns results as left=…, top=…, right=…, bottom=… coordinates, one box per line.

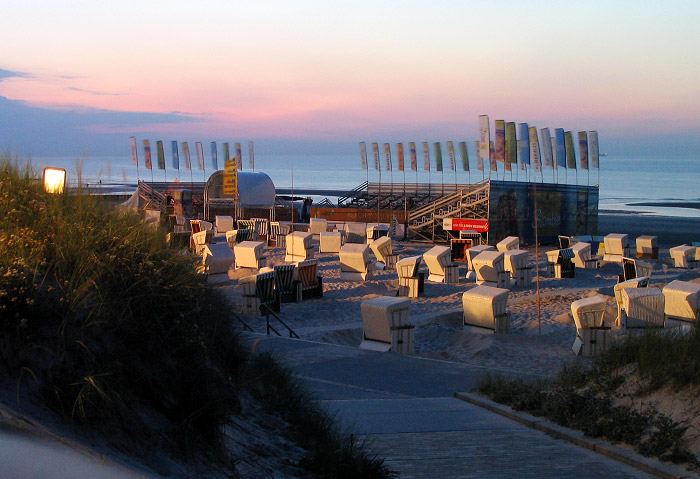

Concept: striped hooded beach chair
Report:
left=297, top=259, right=323, bottom=299
left=274, top=263, right=301, bottom=303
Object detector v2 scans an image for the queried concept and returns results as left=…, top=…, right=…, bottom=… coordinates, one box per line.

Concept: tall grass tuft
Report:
left=0, top=158, right=247, bottom=455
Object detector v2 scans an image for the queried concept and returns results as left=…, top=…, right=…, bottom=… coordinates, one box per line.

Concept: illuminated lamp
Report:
left=43, top=167, right=67, bottom=194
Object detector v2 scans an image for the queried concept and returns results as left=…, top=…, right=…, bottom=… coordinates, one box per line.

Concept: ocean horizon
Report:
left=17, top=153, right=700, bottom=218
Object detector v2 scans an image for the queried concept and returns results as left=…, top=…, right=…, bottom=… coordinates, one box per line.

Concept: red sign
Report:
left=443, top=218, right=489, bottom=232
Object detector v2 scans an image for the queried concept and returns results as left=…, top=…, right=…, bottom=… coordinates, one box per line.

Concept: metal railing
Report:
left=261, top=304, right=299, bottom=338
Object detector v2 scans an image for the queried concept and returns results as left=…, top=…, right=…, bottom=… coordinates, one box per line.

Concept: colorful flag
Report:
left=422, top=142, right=430, bottom=171
left=539, top=128, right=553, bottom=169
left=143, top=139, right=152, bottom=170
left=397, top=143, right=405, bottom=171
left=383, top=143, right=392, bottom=171
left=565, top=131, right=576, bottom=169
left=478, top=115, right=490, bottom=165
left=434, top=142, right=443, bottom=171
left=494, top=120, right=506, bottom=162
left=129, top=136, right=138, bottom=167
left=578, top=131, right=588, bottom=170
left=589, top=131, right=600, bottom=169
left=223, top=142, right=230, bottom=162
left=359, top=142, right=368, bottom=169
left=156, top=141, right=165, bottom=170
left=409, top=142, right=417, bottom=171
left=517, top=123, right=530, bottom=170
left=371, top=142, right=380, bottom=170
left=235, top=142, right=242, bottom=170
left=459, top=141, right=469, bottom=171
left=490, top=141, right=497, bottom=172
left=196, top=142, right=205, bottom=170
left=555, top=128, right=566, bottom=168
left=446, top=141, right=456, bottom=170
left=528, top=127, right=542, bottom=173
left=249, top=141, right=255, bottom=169
left=181, top=142, right=191, bottom=170
left=210, top=142, right=218, bottom=170
left=551, top=137, right=558, bottom=169
left=475, top=141, right=483, bottom=171
left=505, top=122, right=516, bottom=171
left=171, top=140, right=179, bottom=170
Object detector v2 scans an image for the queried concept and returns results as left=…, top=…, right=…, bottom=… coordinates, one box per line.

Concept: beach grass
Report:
left=0, top=158, right=395, bottom=477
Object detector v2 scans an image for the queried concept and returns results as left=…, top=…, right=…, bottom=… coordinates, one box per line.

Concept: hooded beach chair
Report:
left=239, top=271, right=280, bottom=315
left=215, top=215, right=234, bottom=234
left=190, top=230, right=212, bottom=255
left=472, top=250, right=509, bottom=288
left=462, top=285, right=510, bottom=333
left=274, top=263, right=301, bottom=303
left=466, top=245, right=495, bottom=272
left=503, top=249, right=530, bottom=287
left=319, top=231, right=343, bottom=253
left=496, top=236, right=519, bottom=252
left=366, top=224, right=390, bottom=244
left=571, top=295, right=610, bottom=357
left=369, top=236, right=398, bottom=270
left=344, top=222, right=367, bottom=244
left=359, top=296, right=414, bottom=354
left=424, top=245, right=459, bottom=283
left=613, top=276, right=649, bottom=327
left=571, top=242, right=600, bottom=269
left=297, top=259, right=323, bottom=299
left=339, top=243, right=372, bottom=281
left=663, top=280, right=700, bottom=326
left=619, top=286, right=665, bottom=332
left=546, top=248, right=575, bottom=278
left=619, top=257, right=653, bottom=283
left=635, top=235, right=658, bottom=259
left=396, top=255, right=424, bottom=298
left=269, top=222, right=290, bottom=248
left=201, top=243, right=235, bottom=275
left=236, top=219, right=258, bottom=240
left=309, top=218, right=328, bottom=237
left=285, top=231, right=314, bottom=263
left=234, top=240, right=265, bottom=270
left=603, top=233, right=630, bottom=263
left=670, top=245, right=696, bottom=269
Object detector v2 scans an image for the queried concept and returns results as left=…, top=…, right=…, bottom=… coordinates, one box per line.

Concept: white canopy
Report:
left=205, top=170, right=276, bottom=209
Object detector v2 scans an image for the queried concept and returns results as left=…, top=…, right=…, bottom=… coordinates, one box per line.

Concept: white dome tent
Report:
left=204, top=170, right=276, bottom=220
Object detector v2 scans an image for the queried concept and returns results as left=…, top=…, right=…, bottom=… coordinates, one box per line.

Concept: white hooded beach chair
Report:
left=190, top=230, right=212, bottom=256
left=462, top=285, right=510, bottom=333
left=619, top=286, right=665, bottom=332
left=366, top=224, right=390, bottom=244
left=503, top=249, right=530, bottom=287
left=319, top=231, right=343, bottom=253
left=215, top=215, right=234, bottom=234
left=269, top=222, right=290, bottom=248
left=344, top=222, right=367, bottom=244
left=472, top=250, right=509, bottom=289
left=571, top=242, right=600, bottom=269
left=339, top=243, right=372, bottom=281
left=369, top=236, right=398, bottom=270
left=603, top=233, right=630, bottom=263
left=359, top=296, right=414, bottom=354
left=546, top=248, right=575, bottom=278
left=234, top=240, right=265, bottom=270
left=571, top=295, right=610, bottom=357
left=285, top=231, right=314, bottom=263
left=613, top=276, right=649, bottom=327
left=619, top=257, right=653, bottom=283
left=496, top=236, right=519, bottom=252
left=635, top=235, right=658, bottom=259
left=663, top=280, right=700, bottom=326
left=309, top=218, right=328, bottom=237
left=396, top=255, right=423, bottom=298
left=424, top=245, right=459, bottom=283
left=201, top=243, right=235, bottom=275
left=238, top=271, right=279, bottom=316
left=466, top=245, right=495, bottom=271
left=669, top=245, right=696, bottom=269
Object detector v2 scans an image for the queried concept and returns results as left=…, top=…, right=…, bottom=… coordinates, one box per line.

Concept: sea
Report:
left=17, top=153, right=700, bottom=218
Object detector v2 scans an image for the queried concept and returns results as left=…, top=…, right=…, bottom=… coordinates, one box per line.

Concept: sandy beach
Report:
left=219, top=212, right=700, bottom=380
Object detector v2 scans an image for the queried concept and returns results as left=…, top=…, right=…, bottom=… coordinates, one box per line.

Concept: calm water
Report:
left=20, top=153, right=700, bottom=217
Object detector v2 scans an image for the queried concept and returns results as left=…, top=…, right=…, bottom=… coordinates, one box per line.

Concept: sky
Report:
left=1, top=0, right=699, bottom=157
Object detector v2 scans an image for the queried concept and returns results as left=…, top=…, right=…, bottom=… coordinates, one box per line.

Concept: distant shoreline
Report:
left=628, top=201, right=700, bottom=210
left=597, top=213, right=700, bottom=246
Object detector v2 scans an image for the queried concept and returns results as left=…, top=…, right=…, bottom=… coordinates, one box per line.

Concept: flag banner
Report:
left=196, top=142, right=205, bottom=170
left=564, top=131, right=576, bottom=169
left=143, top=140, right=152, bottom=170
left=182, top=142, right=192, bottom=170
left=171, top=140, right=179, bottom=170
left=446, top=141, right=456, bottom=170
left=223, top=157, right=238, bottom=196
left=249, top=141, right=254, bottom=169
left=156, top=140, right=165, bottom=170
left=210, top=142, right=218, bottom=170
left=434, top=142, right=443, bottom=172
left=130, top=136, right=138, bottom=167
left=505, top=122, right=516, bottom=171
left=223, top=142, right=230, bottom=163
left=539, top=128, right=553, bottom=169
left=589, top=131, right=600, bottom=168
left=359, top=142, right=368, bottom=169
left=578, top=131, right=588, bottom=170
left=422, top=142, right=430, bottom=171
left=494, top=120, right=506, bottom=162
left=490, top=140, right=497, bottom=172
left=383, top=143, right=392, bottom=171
left=459, top=141, right=469, bottom=171
left=528, top=127, right=542, bottom=173
left=234, top=142, right=242, bottom=170
left=517, top=123, right=530, bottom=169
left=371, top=142, right=380, bottom=170
left=478, top=115, right=490, bottom=163
left=551, top=137, right=557, bottom=169
left=475, top=140, right=484, bottom=171
left=397, top=143, right=405, bottom=171
left=409, top=142, right=417, bottom=171
left=555, top=128, right=566, bottom=168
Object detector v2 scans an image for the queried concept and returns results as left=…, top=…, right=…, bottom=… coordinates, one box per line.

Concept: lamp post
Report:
left=43, top=167, right=66, bottom=194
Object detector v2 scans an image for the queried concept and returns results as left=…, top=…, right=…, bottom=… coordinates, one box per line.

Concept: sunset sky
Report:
left=1, top=1, right=699, bottom=156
